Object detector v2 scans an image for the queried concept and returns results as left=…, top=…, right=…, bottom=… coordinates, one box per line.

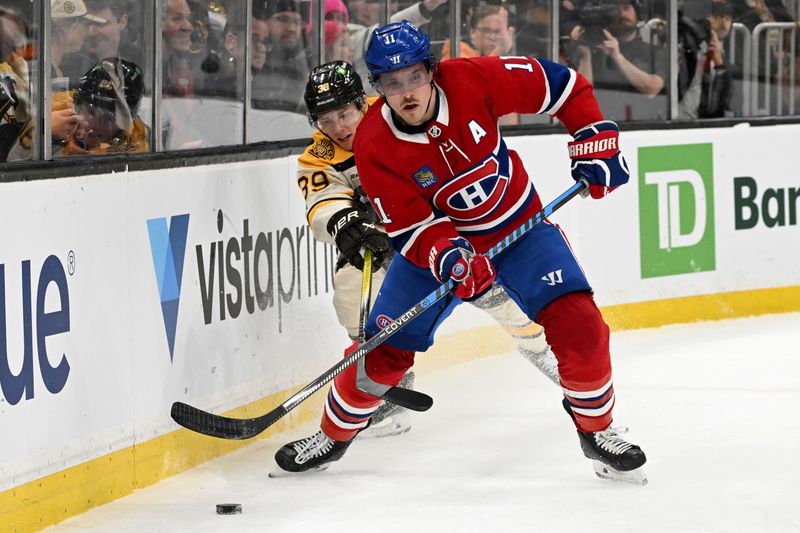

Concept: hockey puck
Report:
left=216, top=503, right=242, bottom=515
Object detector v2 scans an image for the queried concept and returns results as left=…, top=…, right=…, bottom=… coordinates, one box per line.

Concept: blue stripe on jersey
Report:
left=537, top=59, right=575, bottom=114
left=390, top=209, right=450, bottom=255
left=390, top=228, right=412, bottom=255
left=390, top=233, right=412, bottom=256
left=496, top=137, right=511, bottom=178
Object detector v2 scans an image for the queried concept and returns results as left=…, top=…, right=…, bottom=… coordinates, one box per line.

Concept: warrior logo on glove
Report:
left=568, top=120, right=630, bottom=199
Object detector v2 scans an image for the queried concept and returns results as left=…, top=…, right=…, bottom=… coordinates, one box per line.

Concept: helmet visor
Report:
left=373, top=64, right=432, bottom=96
left=313, top=103, right=362, bottom=133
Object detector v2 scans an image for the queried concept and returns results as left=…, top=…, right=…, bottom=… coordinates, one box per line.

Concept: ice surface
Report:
left=46, top=314, right=800, bottom=532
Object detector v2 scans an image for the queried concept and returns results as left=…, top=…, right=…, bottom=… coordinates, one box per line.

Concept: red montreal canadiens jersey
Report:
left=352, top=56, right=603, bottom=270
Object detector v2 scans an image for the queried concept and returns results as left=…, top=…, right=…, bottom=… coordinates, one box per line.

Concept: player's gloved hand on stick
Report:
left=327, top=207, right=390, bottom=271
left=568, top=120, right=630, bottom=199
left=430, top=237, right=496, bottom=301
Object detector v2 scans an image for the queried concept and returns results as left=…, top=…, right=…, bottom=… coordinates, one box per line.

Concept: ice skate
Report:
left=563, top=399, right=648, bottom=485
left=359, top=371, right=414, bottom=438
left=577, top=426, right=648, bottom=485
left=270, top=431, right=354, bottom=477
left=358, top=402, right=411, bottom=438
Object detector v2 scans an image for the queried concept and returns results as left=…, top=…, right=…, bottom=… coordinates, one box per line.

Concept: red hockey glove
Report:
left=568, top=120, right=630, bottom=199
left=430, top=237, right=496, bottom=301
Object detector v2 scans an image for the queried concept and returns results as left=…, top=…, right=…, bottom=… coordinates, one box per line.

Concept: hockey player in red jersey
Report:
left=291, top=60, right=563, bottom=441
left=274, top=21, right=646, bottom=484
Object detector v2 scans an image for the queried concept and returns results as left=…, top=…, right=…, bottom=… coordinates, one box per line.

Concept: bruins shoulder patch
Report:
left=309, top=137, right=335, bottom=160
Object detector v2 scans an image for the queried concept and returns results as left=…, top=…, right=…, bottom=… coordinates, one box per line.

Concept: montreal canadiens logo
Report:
left=432, top=156, right=509, bottom=222
left=376, top=314, right=393, bottom=328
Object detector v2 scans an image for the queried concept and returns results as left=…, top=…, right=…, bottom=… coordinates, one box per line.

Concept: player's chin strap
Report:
left=423, top=80, right=436, bottom=117
left=355, top=249, right=434, bottom=411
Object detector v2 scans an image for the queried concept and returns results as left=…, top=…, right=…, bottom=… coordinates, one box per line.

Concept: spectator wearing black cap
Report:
left=572, top=0, right=668, bottom=121
left=255, top=0, right=309, bottom=112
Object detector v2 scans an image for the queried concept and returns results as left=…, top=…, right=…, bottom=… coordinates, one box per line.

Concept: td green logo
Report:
left=638, top=143, right=716, bottom=278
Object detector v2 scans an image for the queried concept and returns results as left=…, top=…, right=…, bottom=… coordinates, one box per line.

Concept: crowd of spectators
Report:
left=2, top=0, right=800, bottom=161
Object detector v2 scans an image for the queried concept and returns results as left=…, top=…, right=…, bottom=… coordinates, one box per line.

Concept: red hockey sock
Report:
left=320, top=342, right=415, bottom=441
left=536, top=291, right=614, bottom=432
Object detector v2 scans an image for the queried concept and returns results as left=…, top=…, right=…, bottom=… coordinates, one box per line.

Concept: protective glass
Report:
left=373, top=65, right=432, bottom=96
left=474, top=26, right=503, bottom=37
left=314, top=104, right=362, bottom=132
left=73, top=103, right=117, bottom=148
left=1, top=4, right=37, bottom=161
left=272, top=14, right=302, bottom=27
left=252, top=33, right=270, bottom=50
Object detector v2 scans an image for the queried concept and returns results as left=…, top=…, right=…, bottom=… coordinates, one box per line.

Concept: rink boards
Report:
left=1, top=124, right=798, bottom=531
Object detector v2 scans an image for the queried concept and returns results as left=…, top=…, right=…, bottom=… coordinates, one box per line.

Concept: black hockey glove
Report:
left=327, top=208, right=390, bottom=271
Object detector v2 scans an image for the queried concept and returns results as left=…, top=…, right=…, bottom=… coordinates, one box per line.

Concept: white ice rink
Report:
left=46, top=314, right=800, bottom=533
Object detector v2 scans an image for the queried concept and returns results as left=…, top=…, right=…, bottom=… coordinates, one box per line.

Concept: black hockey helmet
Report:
left=75, top=58, right=145, bottom=118
left=304, top=60, right=365, bottom=125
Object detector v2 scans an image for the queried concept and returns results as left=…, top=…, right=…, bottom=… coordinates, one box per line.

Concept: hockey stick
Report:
left=355, top=250, right=435, bottom=411
left=358, top=249, right=372, bottom=346
left=170, top=179, right=588, bottom=440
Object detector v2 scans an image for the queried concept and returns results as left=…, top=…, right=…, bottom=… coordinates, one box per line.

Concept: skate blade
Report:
left=358, top=412, right=411, bottom=439
left=591, top=461, right=648, bottom=486
left=268, top=463, right=332, bottom=478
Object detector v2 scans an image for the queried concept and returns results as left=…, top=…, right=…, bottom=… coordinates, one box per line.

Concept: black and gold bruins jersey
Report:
left=296, top=129, right=381, bottom=245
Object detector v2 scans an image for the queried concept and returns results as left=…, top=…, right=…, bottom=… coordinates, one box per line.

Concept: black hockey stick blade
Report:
left=171, top=401, right=287, bottom=440
left=383, top=386, right=433, bottom=412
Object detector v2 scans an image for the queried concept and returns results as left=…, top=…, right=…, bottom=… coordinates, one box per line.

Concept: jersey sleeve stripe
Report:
left=386, top=211, right=436, bottom=238
left=544, top=66, right=577, bottom=116
left=398, top=217, right=451, bottom=256
left=532, top=58, right=552, bottom=115
left=574, top=119, right=617, bottom=137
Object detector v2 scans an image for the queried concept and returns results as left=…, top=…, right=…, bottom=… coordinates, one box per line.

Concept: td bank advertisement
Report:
left=638, top=143, right=716, bottom=279
left=630, top=127, right=799, bottom=302
left=510, top=125, right=799, bottom=305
